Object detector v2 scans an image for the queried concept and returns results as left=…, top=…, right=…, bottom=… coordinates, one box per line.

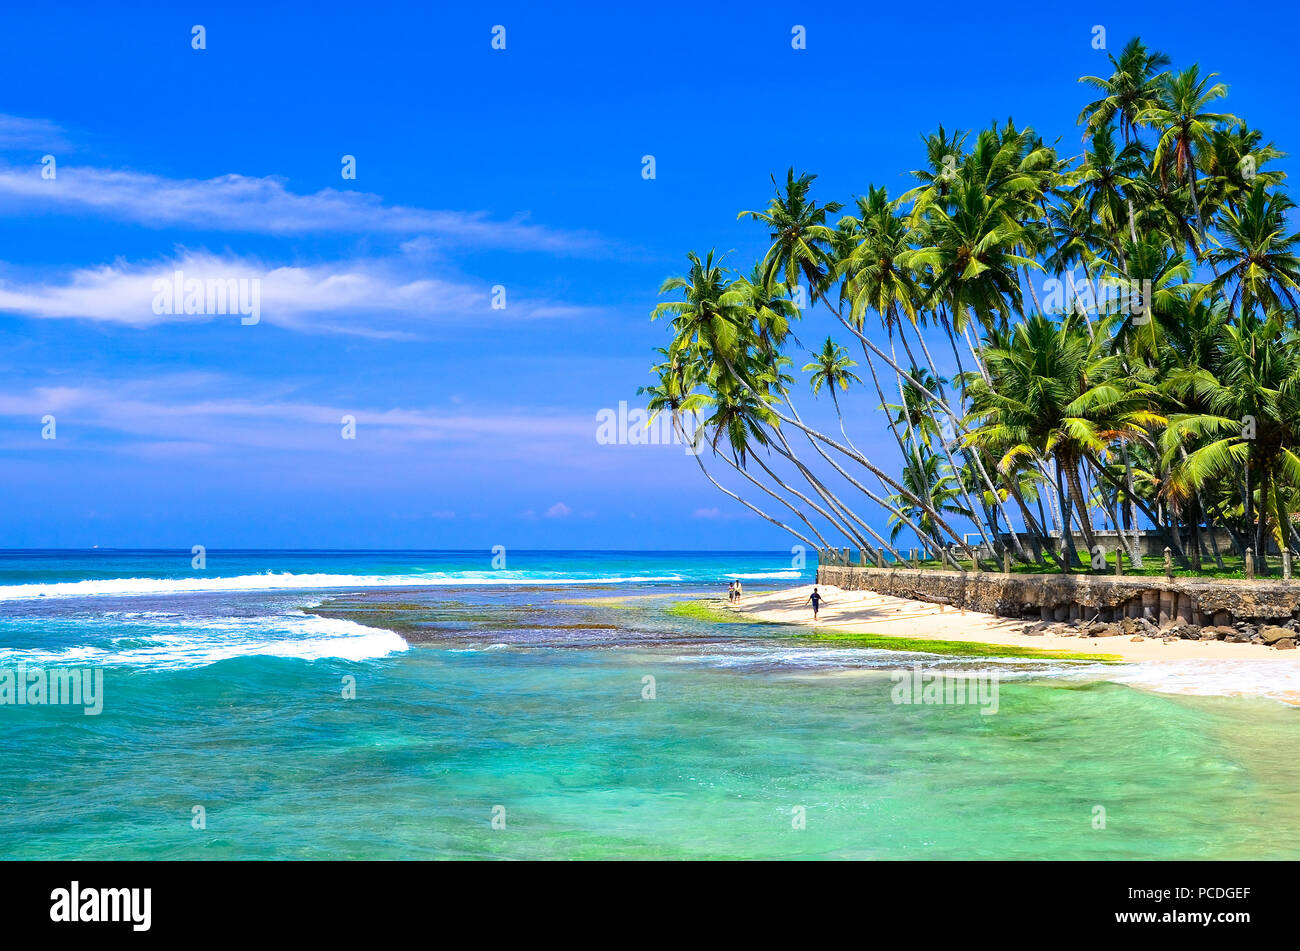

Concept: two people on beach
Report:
left=805, top=587, right=824, bottom=620
left=727, top=580, right=743, bottom=603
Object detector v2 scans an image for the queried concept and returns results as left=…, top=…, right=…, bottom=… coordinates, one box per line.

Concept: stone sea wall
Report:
left=816, top=564, right=1300, bottom=635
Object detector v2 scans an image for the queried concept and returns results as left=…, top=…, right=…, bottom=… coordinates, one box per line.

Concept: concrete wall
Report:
left=816, top=564, right=1300, bottom=627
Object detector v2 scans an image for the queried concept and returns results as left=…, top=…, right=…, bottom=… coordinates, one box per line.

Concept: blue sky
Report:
left=0, top=1, right=1295, bottom=549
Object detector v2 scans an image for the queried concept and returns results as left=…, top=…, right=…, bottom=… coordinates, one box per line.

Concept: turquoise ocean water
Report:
left=1, top=549, right=1299, bottom=860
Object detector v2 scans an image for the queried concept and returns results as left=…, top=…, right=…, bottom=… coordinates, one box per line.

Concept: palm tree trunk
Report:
left=692, top=453, right=815, bottom=549
left=1120, top=442, right=1144, bottom=567
left=1256, top=465, right=1270, bottom=572
left=903, top=318, right=1003, bottom=555
left=833, top=312, right=1024, bottom=559
left=717, top=353, right=976, bottom=559
left=747, top=450, right=872, bottom=553
left=1055, top=462, right=1078, bottom=570
left=784, top=429, right=946, bottom=562
left=1087, top=450, right=1190, bottom=564
left=773, top=415, right=953, bottom=564
left=717, top=451, right=834, bottom=550
left=828, top=389, right=864, bottom=460
left=770, top=433, right=904, bottom=561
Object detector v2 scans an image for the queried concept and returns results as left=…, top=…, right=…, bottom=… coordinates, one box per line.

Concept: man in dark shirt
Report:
left=805, top=587, right=824, bottom=620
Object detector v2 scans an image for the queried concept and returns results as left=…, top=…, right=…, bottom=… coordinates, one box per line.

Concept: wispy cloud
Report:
left=0, top=250, right=600, bottom=336
left=0, top=162, right=606, bottom=253
left=0, top=375, right=598, bottom=461
left=0, top=114, right=68, bottom=151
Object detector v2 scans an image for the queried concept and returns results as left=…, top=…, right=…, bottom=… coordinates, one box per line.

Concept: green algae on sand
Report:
left=665, top=598, right=1119, bottom=660
left=798, top=627, right=1120, bottom=661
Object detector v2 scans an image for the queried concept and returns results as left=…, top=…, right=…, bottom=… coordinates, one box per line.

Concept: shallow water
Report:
left=1, top=550, right=1297, bottom=859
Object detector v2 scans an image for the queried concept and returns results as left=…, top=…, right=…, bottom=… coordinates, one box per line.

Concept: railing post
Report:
left=1245, top=548, right=1255, bottom=581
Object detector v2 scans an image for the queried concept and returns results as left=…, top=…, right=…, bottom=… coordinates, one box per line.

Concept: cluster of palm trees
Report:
left=645, top=38, right=1300, bottom=574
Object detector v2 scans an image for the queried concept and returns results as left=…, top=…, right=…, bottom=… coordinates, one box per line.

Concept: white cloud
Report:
left=0, top=162, right=605, bottom=253
left=545, top=502, right=573, bottom=518
left=0, top=250, right=600, bottom=336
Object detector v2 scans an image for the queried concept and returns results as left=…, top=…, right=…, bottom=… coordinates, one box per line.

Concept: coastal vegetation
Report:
left=646, top=38, right=1299, bottom=577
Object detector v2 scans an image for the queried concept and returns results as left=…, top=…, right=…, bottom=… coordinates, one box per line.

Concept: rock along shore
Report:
left=816, top=565, right=1300, bottom=650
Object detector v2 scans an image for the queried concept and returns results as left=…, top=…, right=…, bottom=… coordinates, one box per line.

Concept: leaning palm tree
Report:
left=738, top=168, right=843, bottom=307
left=803, top=336, right=862, bottom=450
left=880, top=366, right=947, bottom=451
left=730, top=264, right=803, bottom=355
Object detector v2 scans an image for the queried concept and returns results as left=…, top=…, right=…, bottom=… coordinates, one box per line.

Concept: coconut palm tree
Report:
left=803, top=336, right=862, bottom=430
left=1140, top=65, right=1237, bottom=240
left=738, top=168, right=843, bottom=307
left=1077, top=38, right=1171, bottom=144
left=651, top=250, right=748, bottom=369
left=1163, top=312, right=1300, bottom=565
left=1202, top=182, right=1300, bottom=322
left=1197, top=124, right=1287, bottom=217
left=647, top=38, right=1300, bottom=580
left=1069, top=126, right=1148, bottom=253
left=962, top=313, right=1165, bottom=564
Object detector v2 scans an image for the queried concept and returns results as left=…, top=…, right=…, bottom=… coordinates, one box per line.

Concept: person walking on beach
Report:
left=805, top=587, right=824, bottom=620
left=734, top=580, right=743, bottom=602
left=727, top=581, right=736, bottom=603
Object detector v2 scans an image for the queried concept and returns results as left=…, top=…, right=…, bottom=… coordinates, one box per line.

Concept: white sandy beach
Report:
left=734, top=583, right=1300, bottom=663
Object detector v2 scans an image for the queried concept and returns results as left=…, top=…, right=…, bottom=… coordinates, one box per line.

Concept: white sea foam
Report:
left=1078, top=659, right=1300, bottom=705
left=0, top=571, right=685, bottom=601
left=0, top=612, right=409, bottom=670
left=729, top=571, right=803, bottom=580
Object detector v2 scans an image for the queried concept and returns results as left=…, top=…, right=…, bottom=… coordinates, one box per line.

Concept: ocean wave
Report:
left=0, top=571, right=685, bottom=601
left=0, top=612, right=408, bottom=670
left=728, top=571, right=803, bottom=580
